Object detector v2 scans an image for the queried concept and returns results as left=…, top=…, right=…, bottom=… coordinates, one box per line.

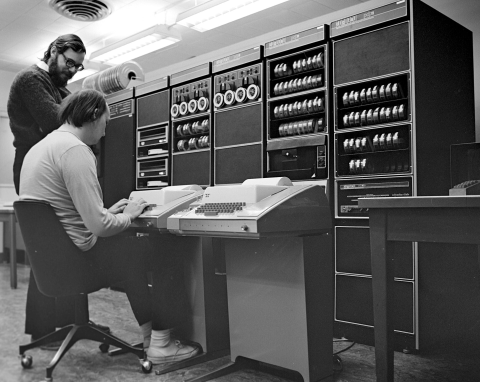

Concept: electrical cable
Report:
left=332, top=338, right=356, bottom=373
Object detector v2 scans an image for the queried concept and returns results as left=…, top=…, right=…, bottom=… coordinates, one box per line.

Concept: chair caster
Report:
left=99, top=343, right=109, bottom=353
left=141, top=359, right=153, bottom=374
left=333, top=354, right=343, bottom=372
left=20, top=354, right=33, bottom=369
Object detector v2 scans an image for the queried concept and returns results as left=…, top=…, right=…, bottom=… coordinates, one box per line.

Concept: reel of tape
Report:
left=235, top=87, right=247, bottom=103
left=247, top=84, right=260, bottom=100
left=171, top=104, right=180, bottom=118
left=224, top=90, right=236, bottom=106
left=214, top=92, right=225, bottom=108
left=198, top=96, right=209, bottom=112
left=179, top=101, right=189, bottom=116
left=188, top=99, right=198, bottom=114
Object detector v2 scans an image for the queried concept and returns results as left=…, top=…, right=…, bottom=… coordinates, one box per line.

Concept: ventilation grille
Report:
left=48, top=0, right=112, bottom=22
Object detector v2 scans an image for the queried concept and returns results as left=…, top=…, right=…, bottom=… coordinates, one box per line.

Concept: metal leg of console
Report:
left=186, top=234, right=333, bottom=382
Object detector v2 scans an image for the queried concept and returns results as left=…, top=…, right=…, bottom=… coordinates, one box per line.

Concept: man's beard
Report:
left=49, top=55, right=72, bottom=88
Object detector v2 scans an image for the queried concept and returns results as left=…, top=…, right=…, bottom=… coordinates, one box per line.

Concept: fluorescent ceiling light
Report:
left=177, top=0, right=289, bottom=32
left=90, top=26, right=181, bottom=65
left=68, top=69, right=98, bottom=84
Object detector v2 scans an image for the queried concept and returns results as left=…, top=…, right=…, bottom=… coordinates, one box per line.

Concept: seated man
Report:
left=19, top=89, right=198, bottom=364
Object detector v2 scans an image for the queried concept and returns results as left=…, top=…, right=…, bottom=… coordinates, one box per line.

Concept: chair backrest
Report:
left=14, top=200, right=92, bottom=298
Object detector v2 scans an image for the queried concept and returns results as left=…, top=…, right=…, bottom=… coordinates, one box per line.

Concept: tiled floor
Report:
left=0, top=262, right=479, bottom=382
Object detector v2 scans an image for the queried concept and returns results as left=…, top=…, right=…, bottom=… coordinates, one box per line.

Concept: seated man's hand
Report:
left=123, top=198, right=149, bottom=221
left=108, top=198, right=129, bottom=214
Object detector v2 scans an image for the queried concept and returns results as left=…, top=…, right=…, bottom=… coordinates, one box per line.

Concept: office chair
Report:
left=14, top=200, right=152, bottom=381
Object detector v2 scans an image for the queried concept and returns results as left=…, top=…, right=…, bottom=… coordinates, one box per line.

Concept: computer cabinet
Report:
left=264, top=26, right=331, bottom=191
left=212, top=47, right=264, bottom=185
left=135, top=77, right=170, bottom=189
left=170, top=63, right=213, bottom=187
left=102, top=89, right=136, bottom=208
left=331, top=0, right=475, bottom=351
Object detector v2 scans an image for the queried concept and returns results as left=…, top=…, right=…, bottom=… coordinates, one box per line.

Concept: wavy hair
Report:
left=42, top=34, right=86, bottom=63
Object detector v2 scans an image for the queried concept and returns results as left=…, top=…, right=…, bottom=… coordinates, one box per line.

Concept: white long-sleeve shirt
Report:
left=20, top=125, right=131, bottom=251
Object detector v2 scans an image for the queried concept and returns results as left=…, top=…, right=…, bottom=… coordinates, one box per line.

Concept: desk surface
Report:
left=359, top=195, right=480, bottom=209
left=359, top=196, right=480, bottom=381
left=0, top=206, right=14, bottom=213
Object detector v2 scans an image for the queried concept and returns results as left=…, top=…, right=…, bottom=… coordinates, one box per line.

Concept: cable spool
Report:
left=82, top=61, right=144, bottom=95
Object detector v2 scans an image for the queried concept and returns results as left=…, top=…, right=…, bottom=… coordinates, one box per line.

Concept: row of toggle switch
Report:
left=348, top=157, right=409, bottom=175
left=278, top=118, right=324, bottom=137
left=177, top=135, right=210, bottom=151
left=342, top=104, right=406, bottom=127
left=171, top=97, right=210, bottom=118
left=176, top=119, right=210, bottom=137
left=214, top=84, right=261, bottom=109
left=273, top=74, right=323, bottom=96
left=273, top=96, right=324, bottom=119
left=342, top=83, right=403, bottom=107
left=273, top=53, right=324, bottom=78
left=342, top=131, right=406, bottom=153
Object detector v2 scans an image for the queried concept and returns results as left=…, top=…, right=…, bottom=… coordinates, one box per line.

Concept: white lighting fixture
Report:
left=176, top=0, right=289, bottom=32
left=90, top=26, right=181, bottom=65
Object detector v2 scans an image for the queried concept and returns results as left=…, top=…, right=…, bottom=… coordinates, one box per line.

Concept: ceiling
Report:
left=0, top=0, right=479, bottom=84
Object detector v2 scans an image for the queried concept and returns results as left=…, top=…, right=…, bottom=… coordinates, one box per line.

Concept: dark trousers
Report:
left=83, top=234, right=189, bottom=330
left=15, top=146, right=77, bottom=338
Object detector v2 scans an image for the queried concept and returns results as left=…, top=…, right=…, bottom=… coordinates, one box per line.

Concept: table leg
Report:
left=369, top=209, right=394, bottom=381
left=9, top=214, right=17, bottom=289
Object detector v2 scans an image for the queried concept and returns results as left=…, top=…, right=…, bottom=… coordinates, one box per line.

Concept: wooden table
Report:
left=358, top=196, right=480, bottom=381
left=0, top=206, right=17, bottom=289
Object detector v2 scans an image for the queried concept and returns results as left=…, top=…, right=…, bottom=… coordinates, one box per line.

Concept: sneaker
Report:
left=89, top=321, right=111, bottom=334
left=146, top=340, right=199, bottom=365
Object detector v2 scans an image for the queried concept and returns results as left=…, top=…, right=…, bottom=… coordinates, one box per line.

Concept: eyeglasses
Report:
left=60, top=52, right=84, bottom=71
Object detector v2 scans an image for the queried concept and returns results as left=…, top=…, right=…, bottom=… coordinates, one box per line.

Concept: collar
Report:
left=36, top=61, right=49, bottom=72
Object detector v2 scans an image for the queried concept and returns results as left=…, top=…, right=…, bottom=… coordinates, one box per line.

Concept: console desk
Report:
left=358, top=196, right=480, bottom=381
left=0, top=206, right=17, bottom=289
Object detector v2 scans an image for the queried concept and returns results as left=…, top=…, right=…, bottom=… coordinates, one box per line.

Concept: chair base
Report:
left=19, top=323, right=145, bottom=380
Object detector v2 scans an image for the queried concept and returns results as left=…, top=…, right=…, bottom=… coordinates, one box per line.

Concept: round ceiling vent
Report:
left=48, top=0, right=112, bottom=22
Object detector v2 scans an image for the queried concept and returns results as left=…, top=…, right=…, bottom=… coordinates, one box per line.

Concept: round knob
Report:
left=241, top=225, right=249, bottom=231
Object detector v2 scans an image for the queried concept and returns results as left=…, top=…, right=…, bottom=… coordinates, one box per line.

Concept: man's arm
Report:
left=61, top=145, right=131, bottom=237
left=18, top=70, right=65, bottom=137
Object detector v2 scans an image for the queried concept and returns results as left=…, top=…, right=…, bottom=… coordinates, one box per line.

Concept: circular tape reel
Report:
left=198, top=96, right=209, bottom=111
left=214, top=93, right=224, bottom=108
left=247, top=84, right=260, bottom=100
left=171, top=104, right=180, bottom=118
left=224, top=90, right=236, bottom=106
left=188, top=99, right=198, bottom=114
left=235, top=87, right=247, bottom=103
left=179, top=101, right=189, bottom=116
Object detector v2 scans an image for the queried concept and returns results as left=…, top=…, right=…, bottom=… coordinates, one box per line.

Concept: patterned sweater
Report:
left=7, top=64, right=70, bottom=149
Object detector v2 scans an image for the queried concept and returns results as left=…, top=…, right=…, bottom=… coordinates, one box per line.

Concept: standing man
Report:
left=7, top=34, right=109, bottom=346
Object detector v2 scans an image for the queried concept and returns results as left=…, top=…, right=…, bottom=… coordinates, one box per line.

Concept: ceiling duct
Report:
left=48, top=0, right=112, bottom=22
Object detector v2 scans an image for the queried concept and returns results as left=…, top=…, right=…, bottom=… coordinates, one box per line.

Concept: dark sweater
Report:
left=7, top=64, right=70, bottom=149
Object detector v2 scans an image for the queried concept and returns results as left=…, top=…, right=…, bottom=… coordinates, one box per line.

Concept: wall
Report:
left=0, top=70, right=23, bottom=251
